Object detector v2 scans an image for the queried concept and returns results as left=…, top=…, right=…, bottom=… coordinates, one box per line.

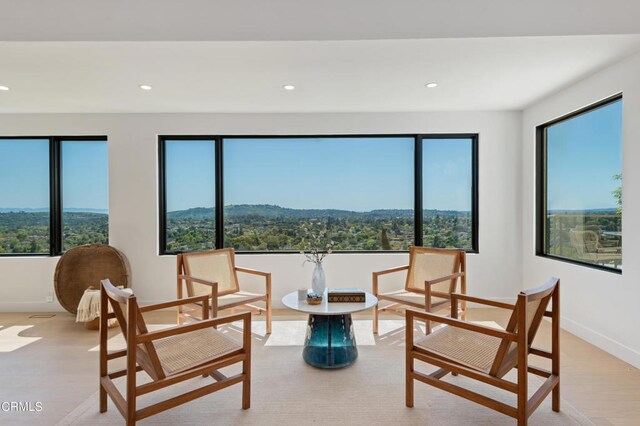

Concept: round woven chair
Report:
left=54, top=244, right=131, bottom=314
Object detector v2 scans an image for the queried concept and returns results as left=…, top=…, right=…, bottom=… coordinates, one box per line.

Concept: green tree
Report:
left=612, top=173, right=622, bottom=215
left=380, top=228, right=391, bottom=250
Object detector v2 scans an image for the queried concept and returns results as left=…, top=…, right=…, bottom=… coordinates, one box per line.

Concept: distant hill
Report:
left=0, top=207, right=50, bottom=213
left=167, top=207, right=215, bottom=219
left=167, top=204, right=471, bottom=219
left=548, top=208, right=617, bottom=215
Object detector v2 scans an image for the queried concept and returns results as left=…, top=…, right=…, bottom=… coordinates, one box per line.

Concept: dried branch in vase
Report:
left=299, top=223, right=334, bottom=265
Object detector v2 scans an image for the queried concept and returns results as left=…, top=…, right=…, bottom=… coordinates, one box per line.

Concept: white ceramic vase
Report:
left=311, top=262, right=326, bottom=295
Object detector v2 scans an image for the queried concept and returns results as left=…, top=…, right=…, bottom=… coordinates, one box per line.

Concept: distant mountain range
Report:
left=1, top=205, right=617, bottom=218
left=167, top=204, right=471, bottom=219
left=0, top=208, right=108, bottom=214
left=547, top=208, right=617, bottom=215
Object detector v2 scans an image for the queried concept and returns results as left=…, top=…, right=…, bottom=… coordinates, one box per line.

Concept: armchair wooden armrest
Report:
left=235, top=267, right=272, bottom=293
left=406, top=308, right=517, bottom=341
left=235, top=266, right=272, bottom=333
left=424, top=271, right=465, bottom=286
left=372, top=265, right=409, bottom=296
left=179, top=273, right=219, bottom=296
left=450, top=293, right=515, bottom=310
left=235, top=266, right=271, bottom=304
left=178, top=274, right=218, bottom=288
left=177, top=274, right=219, bottom=319
left=373, top=265, right=410, bottom=277
left=234, top=266, right=271, bottom=334
left=235, top=266, right=270, bottom=277
left=140, top=295, right=210, bottom=313
left=138, top=311, right=252, bottom=344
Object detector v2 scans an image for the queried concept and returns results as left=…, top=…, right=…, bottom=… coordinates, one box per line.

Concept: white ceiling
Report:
left=1, top=36, right=639, bottom=113
left=1, top=0, right=640, bottom=41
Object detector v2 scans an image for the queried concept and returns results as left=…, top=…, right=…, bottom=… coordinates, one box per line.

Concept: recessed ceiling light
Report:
left=283, top=85, right=296, bottom=91
left=425, top=82, right=438, bottom=88
left=139, top=84, right=153, bottom=91
left=0, top=85, right=9, bottom=91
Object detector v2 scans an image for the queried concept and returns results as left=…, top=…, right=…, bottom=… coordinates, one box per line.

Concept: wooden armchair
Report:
left=569, top=229, right=621, bottom=267
left=99, top=279, right=251, bottom=425
left=373, top=246, right=466, bottom=334
left=406, top=278, right=560, bottom=426
left=177, top=248, right=272, bottom=334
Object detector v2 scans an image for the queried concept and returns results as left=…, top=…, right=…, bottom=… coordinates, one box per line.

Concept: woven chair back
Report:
left=405, top=246, right=464, bottom=294
left=490, top=278, right=559, bottom=377
left=101, top=279, right=165, bottom=380
left=180, top=248, right=240, bottom=296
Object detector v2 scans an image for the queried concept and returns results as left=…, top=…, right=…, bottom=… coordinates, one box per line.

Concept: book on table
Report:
left=327, top=288, right=366, bottom=303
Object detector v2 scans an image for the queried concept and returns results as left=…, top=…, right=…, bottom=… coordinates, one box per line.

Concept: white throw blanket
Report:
left=76, top=287, right=132, bottom=325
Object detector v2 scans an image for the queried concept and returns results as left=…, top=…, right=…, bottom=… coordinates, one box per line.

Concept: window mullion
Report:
left=215, top=137, right=224, bottom=249
left=50, top=137, right=62, bottom=256
left=414, top=136, right=423, bottom=247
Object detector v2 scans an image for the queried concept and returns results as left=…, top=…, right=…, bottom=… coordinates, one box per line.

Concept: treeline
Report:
left=166, top=206, right=472, bottom=252
left=0, top=207, right=472, bottom=254
left=0, top=212, right=108, bottom=254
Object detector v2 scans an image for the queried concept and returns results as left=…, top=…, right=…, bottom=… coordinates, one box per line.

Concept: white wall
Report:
left=522, top=51, right=640, bottom=368
left=0, top=111, right=522, bottom=312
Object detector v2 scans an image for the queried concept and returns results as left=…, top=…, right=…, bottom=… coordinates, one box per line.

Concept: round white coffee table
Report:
left=282, top=290, right=378, bottom=369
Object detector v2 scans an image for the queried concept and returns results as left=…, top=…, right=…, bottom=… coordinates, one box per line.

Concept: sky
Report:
left=0, top=139, right=50, bottom=210
left=61, top=141, right=109, bottom=210
left=223, top=137, right=414, bottom=211
left=166, top=137, right=473, bottom=212
left=166, top=140, right=216, bottom=213
left=0, top=139, right=108, bottom=211
left=423, top=138, right=472, bottom=212
left=1, top=113, right=620, bottom=215
left=547, top=99, right=622, bottom=211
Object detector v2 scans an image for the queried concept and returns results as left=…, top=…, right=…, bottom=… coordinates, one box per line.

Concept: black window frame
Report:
left=158, top=135, right=222, bottom=255
left=0, top=135, right=108, bottom=257
left=159, top=134, right=479, bottom=255
left=535, top=93, right=622, bottom=274
left=418, top=134, right=479, bottom=252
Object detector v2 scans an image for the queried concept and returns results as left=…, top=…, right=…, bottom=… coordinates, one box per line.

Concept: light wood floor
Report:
left=0, top=308, right=638, bottom=425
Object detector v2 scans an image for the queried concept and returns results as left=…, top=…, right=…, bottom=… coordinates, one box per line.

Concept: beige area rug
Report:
left=59, top=320, right=593, bottom=425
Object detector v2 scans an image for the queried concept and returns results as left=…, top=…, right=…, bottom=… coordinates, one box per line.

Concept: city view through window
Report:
left=542, top=97, right=622, bottom=270
left=163, top=136, right=476, bottom=253
left=0, top=139, right=50, bottom=254
left=0, top=138, right=108, bottom=255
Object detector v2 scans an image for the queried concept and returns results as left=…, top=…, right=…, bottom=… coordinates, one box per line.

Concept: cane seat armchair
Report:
left=373, top=247, right=466, bottom=334
left=569, top=229, right=621, bottom=267
left=99, top=279, right=251, bottom=425
left=406, top=278, right=560, bottom=426
left=177, top=248, right=272, bottom=333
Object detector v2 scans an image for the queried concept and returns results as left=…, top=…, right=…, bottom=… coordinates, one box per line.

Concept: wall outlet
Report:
left=46, top=294, right=54, bottom=303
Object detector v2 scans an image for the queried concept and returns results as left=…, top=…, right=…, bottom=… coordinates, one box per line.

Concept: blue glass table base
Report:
left=302, top=313, right=358, bottom=369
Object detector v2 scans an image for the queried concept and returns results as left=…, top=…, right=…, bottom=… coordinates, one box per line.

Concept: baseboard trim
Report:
left=561, top=315, right=640, bottom=369
left=0, top=302, right=66, bottom=313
